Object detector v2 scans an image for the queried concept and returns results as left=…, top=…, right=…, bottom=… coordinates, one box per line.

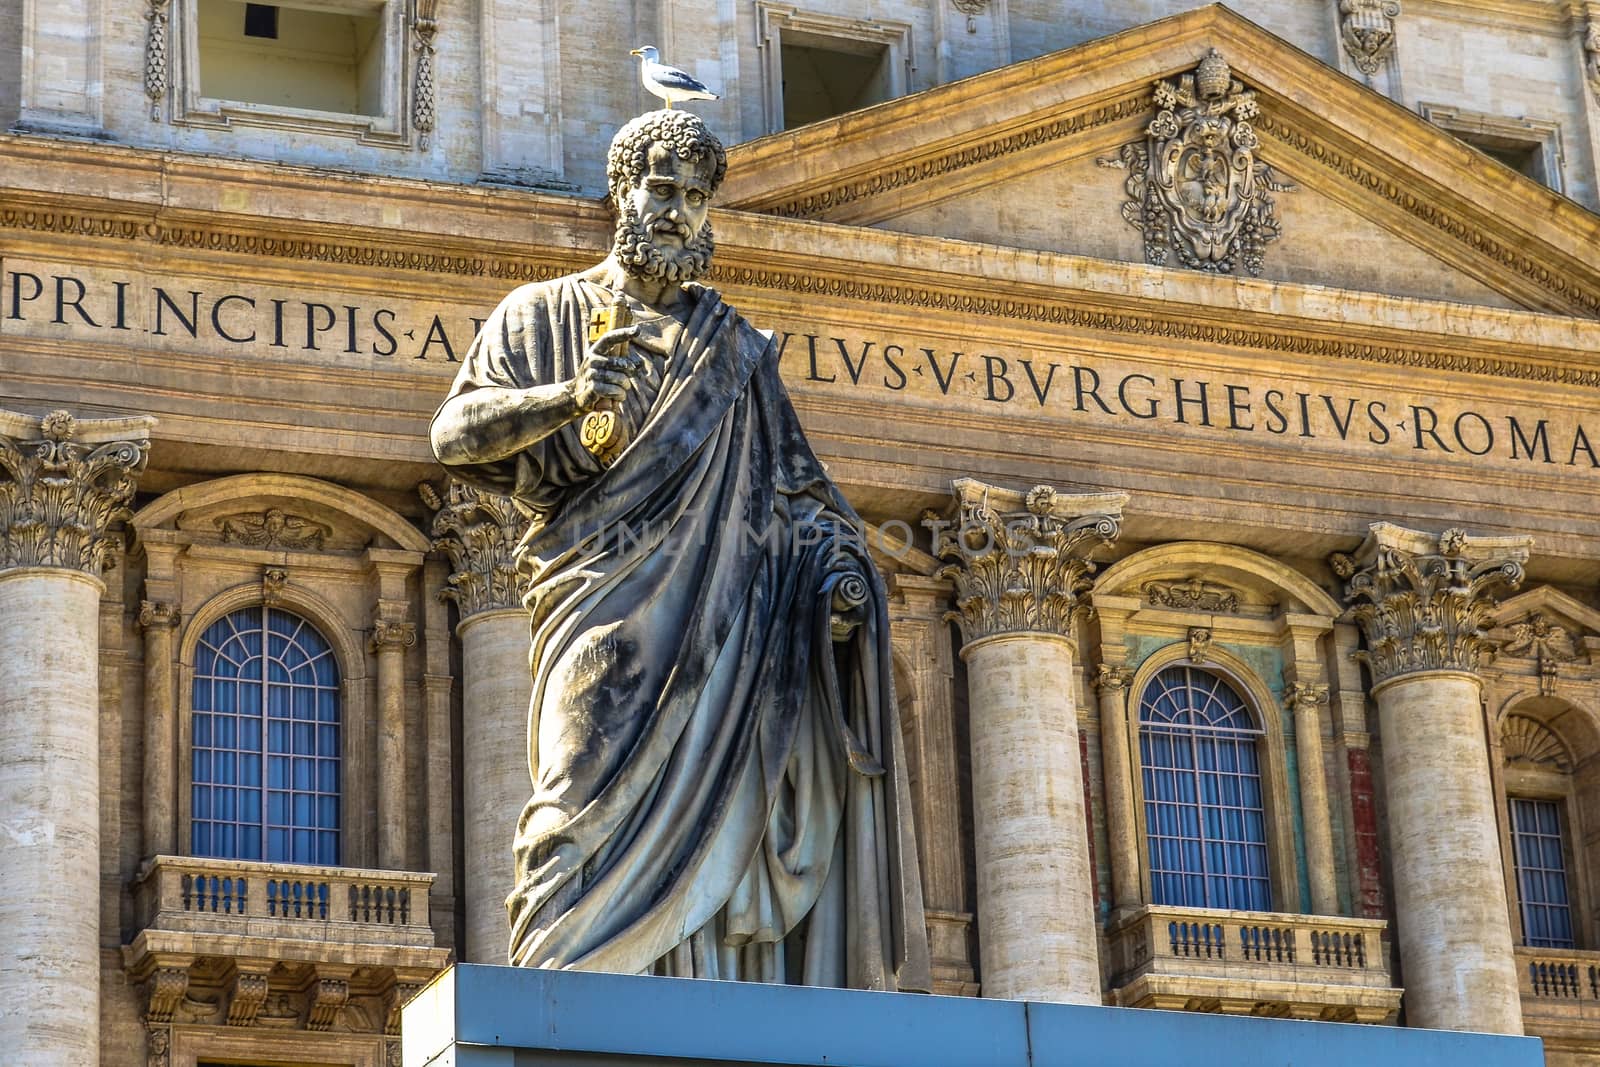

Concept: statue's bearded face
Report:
left=612, top=144, right=717, bottom=285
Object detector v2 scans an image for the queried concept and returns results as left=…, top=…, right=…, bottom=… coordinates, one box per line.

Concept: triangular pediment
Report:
left=1491, top=586, right=1600, bottom=648
left=722, top=4, right=1600, bottom=316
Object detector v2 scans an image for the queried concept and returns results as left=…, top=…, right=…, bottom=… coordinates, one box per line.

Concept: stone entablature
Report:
left=928, top=478, right=1125, bottom=644
left=1332, top=522, right=1531, bottom=686
left=0, top=407, right=154, bottom=574
left=1106, top=904, right=1400, bottom=1023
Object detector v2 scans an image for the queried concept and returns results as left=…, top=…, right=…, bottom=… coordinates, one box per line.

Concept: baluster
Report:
left=181, top=873, right=194, bottom=911
left=267, top=880, right=278, bottom=917
left=1352, top=933, right=1365, bottom=968
left=383, top=886, right=396, bottom=923
left=238, top=877, right=248, bottom=916
left=316, top=881, right=328, bottom=920
left=204, top=875, right=219, bottom=912
left=1240, top=926, right=1255, bottom=962
left=399, top=887, right=411, bottom=925
left=348, top=884, right=360, bottom=922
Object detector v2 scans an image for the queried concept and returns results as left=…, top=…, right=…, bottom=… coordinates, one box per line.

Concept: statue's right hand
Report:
left=572, top=325, right=643, bottom=412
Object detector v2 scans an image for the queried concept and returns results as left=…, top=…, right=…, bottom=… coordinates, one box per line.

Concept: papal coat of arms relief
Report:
left=1101, top=49, right=1294, bottom=277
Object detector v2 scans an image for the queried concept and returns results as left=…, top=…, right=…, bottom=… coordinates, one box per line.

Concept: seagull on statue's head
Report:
left=630, top=46, right=719, bottom=109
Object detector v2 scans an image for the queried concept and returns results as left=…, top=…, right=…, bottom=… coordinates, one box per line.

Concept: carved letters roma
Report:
left=1101, top=50, right=1293, bottom=277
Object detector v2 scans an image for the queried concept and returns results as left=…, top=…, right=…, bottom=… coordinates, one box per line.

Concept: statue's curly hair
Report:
left=605, top=109, right=727, bottom=209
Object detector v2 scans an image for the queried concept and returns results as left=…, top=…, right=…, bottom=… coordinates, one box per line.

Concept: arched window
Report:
left=1139, top=665, right=1270, bottom=911
left=191, top=606, right=341, bottom=865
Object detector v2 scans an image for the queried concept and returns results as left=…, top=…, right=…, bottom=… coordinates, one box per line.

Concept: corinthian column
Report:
left=930, top=479, right=1126, bottom=1004
left=0, top=408, right=153, bottom=1065
left=370, top=617, right=417, bottom=871
left=422, top=480, right=529, bottom=964
left=1333, top=522, right=1529, bottom=1034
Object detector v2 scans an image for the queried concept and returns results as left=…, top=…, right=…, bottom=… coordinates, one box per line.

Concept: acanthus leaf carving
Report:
left=420, top=480, right=526, bottom=618
left=216, top=508, right=330, bottom=550
left=1143, top=576, right=1241, bottom=613
left=927, top=479, right=1124, bottom=644
left=139, top=599, right=180, bottom=631
left=1334, top=524, right=1529, bottom=685
left=1095, top=663, right=1134, bottom=693
left=0, top=408, right=152, bottom=574
left=369, top=619, right=417, bottom=653
left=1339, top=0, right=1401, bottom=76
left=1099, top=49, right=1295, bottom=277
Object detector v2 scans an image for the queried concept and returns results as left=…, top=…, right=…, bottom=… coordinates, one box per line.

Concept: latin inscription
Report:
left=4, top=261, right=1594, bottom=472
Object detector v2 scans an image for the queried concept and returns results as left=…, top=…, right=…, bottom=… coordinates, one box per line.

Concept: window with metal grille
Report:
left=1510, top=796, right=1575, bottom=949
left=1139, top=664, right=1271, bottom=911
left=191, top=606, right=340, bottom=865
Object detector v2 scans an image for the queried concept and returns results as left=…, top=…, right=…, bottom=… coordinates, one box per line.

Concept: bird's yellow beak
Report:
left=630, top=48, right=644, bottom=56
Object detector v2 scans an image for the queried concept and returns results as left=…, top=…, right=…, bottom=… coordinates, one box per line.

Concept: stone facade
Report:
left=3, top=2, right=1600, bottom=1064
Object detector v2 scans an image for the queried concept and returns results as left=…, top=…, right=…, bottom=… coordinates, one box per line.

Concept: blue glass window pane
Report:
left=1139, top=665, right=1269, bottom=910
left=191, top=605, right=341, bottom=865
left=1510, top=797, right=1575, bottom=949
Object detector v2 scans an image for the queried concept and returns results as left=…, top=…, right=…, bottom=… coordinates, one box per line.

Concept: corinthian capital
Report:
left=369, top=619, right=417, bottom=653
left=927, top=478, right=1126, bottom=645
left=419, top=480, right=525, bottom=619
left=0, top=408, right=155, bottom=575
left=1331, top=522, right=1530, bottom=685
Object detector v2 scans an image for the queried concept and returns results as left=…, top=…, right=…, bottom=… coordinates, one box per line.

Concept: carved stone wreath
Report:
left=1100, top=49, right=1294, bottom=277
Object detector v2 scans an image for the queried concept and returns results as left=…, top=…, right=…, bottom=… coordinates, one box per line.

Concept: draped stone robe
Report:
left=434, top=272, right=930, bottom=992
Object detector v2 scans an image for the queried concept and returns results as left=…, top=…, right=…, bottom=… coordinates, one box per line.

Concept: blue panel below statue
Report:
left=403, top=964, right=1544, bottom=1067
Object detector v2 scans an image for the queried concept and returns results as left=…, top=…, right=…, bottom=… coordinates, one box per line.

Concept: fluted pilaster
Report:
left=1333, top=522, right=1528, bottom=1034
left=930, top=478, right=1125, bottom=1004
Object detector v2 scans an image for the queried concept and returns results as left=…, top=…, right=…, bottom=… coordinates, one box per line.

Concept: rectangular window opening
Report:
left=198, top=0, right=386, bottom=116
left=1510, top=796, right=1576, bottom=949
left=780, top=34, right=891, bottom=130
left=242, top=3, right=278, bottom=38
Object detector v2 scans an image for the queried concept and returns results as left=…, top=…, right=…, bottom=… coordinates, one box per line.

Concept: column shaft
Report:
left=965, top=632, right=1099, bottom=1004
left=1375, top=671, right=1521, bottom=1034
left=141, top=602, right=179, bottom=857
left=1291, top=693, right=1339, bottom=916
left=372, top=626, right=413, bottom=871
left=0, top=569, right=104, bottom=1064
left=1095, top=671, right=1141, bottom=914
left=459, top=608, right=535, bottom=964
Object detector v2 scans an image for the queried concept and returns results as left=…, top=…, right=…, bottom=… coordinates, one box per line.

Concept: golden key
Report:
left=580, top=298, right=634, bottom=465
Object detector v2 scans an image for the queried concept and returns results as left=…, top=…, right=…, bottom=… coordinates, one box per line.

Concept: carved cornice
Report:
left=0, top=408, right=154, bottom=575
left=1143, top=577, right=1240, bottom=613
left=1331, top=522, right=1530, bottom=685
left=1253, top=114, right=1600, bottom=317
left=928, top=478, right=1126, bottom=645
left=1339, top=0, right=1401, bottom=75
left=369, top=620, right=417, bottom=653
left=755, top=91, right=1152, bottom=220
left=418, top=480, right=525, bottom=618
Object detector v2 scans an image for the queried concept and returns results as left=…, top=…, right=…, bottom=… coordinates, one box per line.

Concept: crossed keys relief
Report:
left=1101, top=49, right=1295, bottom=277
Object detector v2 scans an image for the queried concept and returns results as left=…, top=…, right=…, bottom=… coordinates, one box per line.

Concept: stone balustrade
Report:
left=124, top=855, right=450, bottom=1061
left=1516, top=946, right=1600, bottom=1048
left=1107, top=905, right=1401, bottom=1023
left=131, top=855, right=439, bottom=948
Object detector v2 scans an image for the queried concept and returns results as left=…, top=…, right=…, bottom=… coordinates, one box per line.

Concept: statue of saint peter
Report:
left=431, top=109, right=930, bottom=991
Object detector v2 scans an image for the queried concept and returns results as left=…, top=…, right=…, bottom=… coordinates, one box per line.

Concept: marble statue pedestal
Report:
left=403, top=965, right=1543, bottom=1067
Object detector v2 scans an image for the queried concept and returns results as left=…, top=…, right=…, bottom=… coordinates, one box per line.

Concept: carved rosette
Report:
left=1100, top=49, right=1295, bottom=276
left=1339, top=0, right=1401, bottom=76
left=419, top=480, right=525, bottom=619
left=145, top=0, right=171, bottom=120
left=414, top=0, right=440, bottom=148
left=0, top=408, right=154, bottom=575
left=927, top=478, right=1125, bottom=645
left=1331, top=523, right=1530, bottom=686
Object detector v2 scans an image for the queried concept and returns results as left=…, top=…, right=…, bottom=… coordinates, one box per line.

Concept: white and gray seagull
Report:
left=630, top=46, right=719, bottom=109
